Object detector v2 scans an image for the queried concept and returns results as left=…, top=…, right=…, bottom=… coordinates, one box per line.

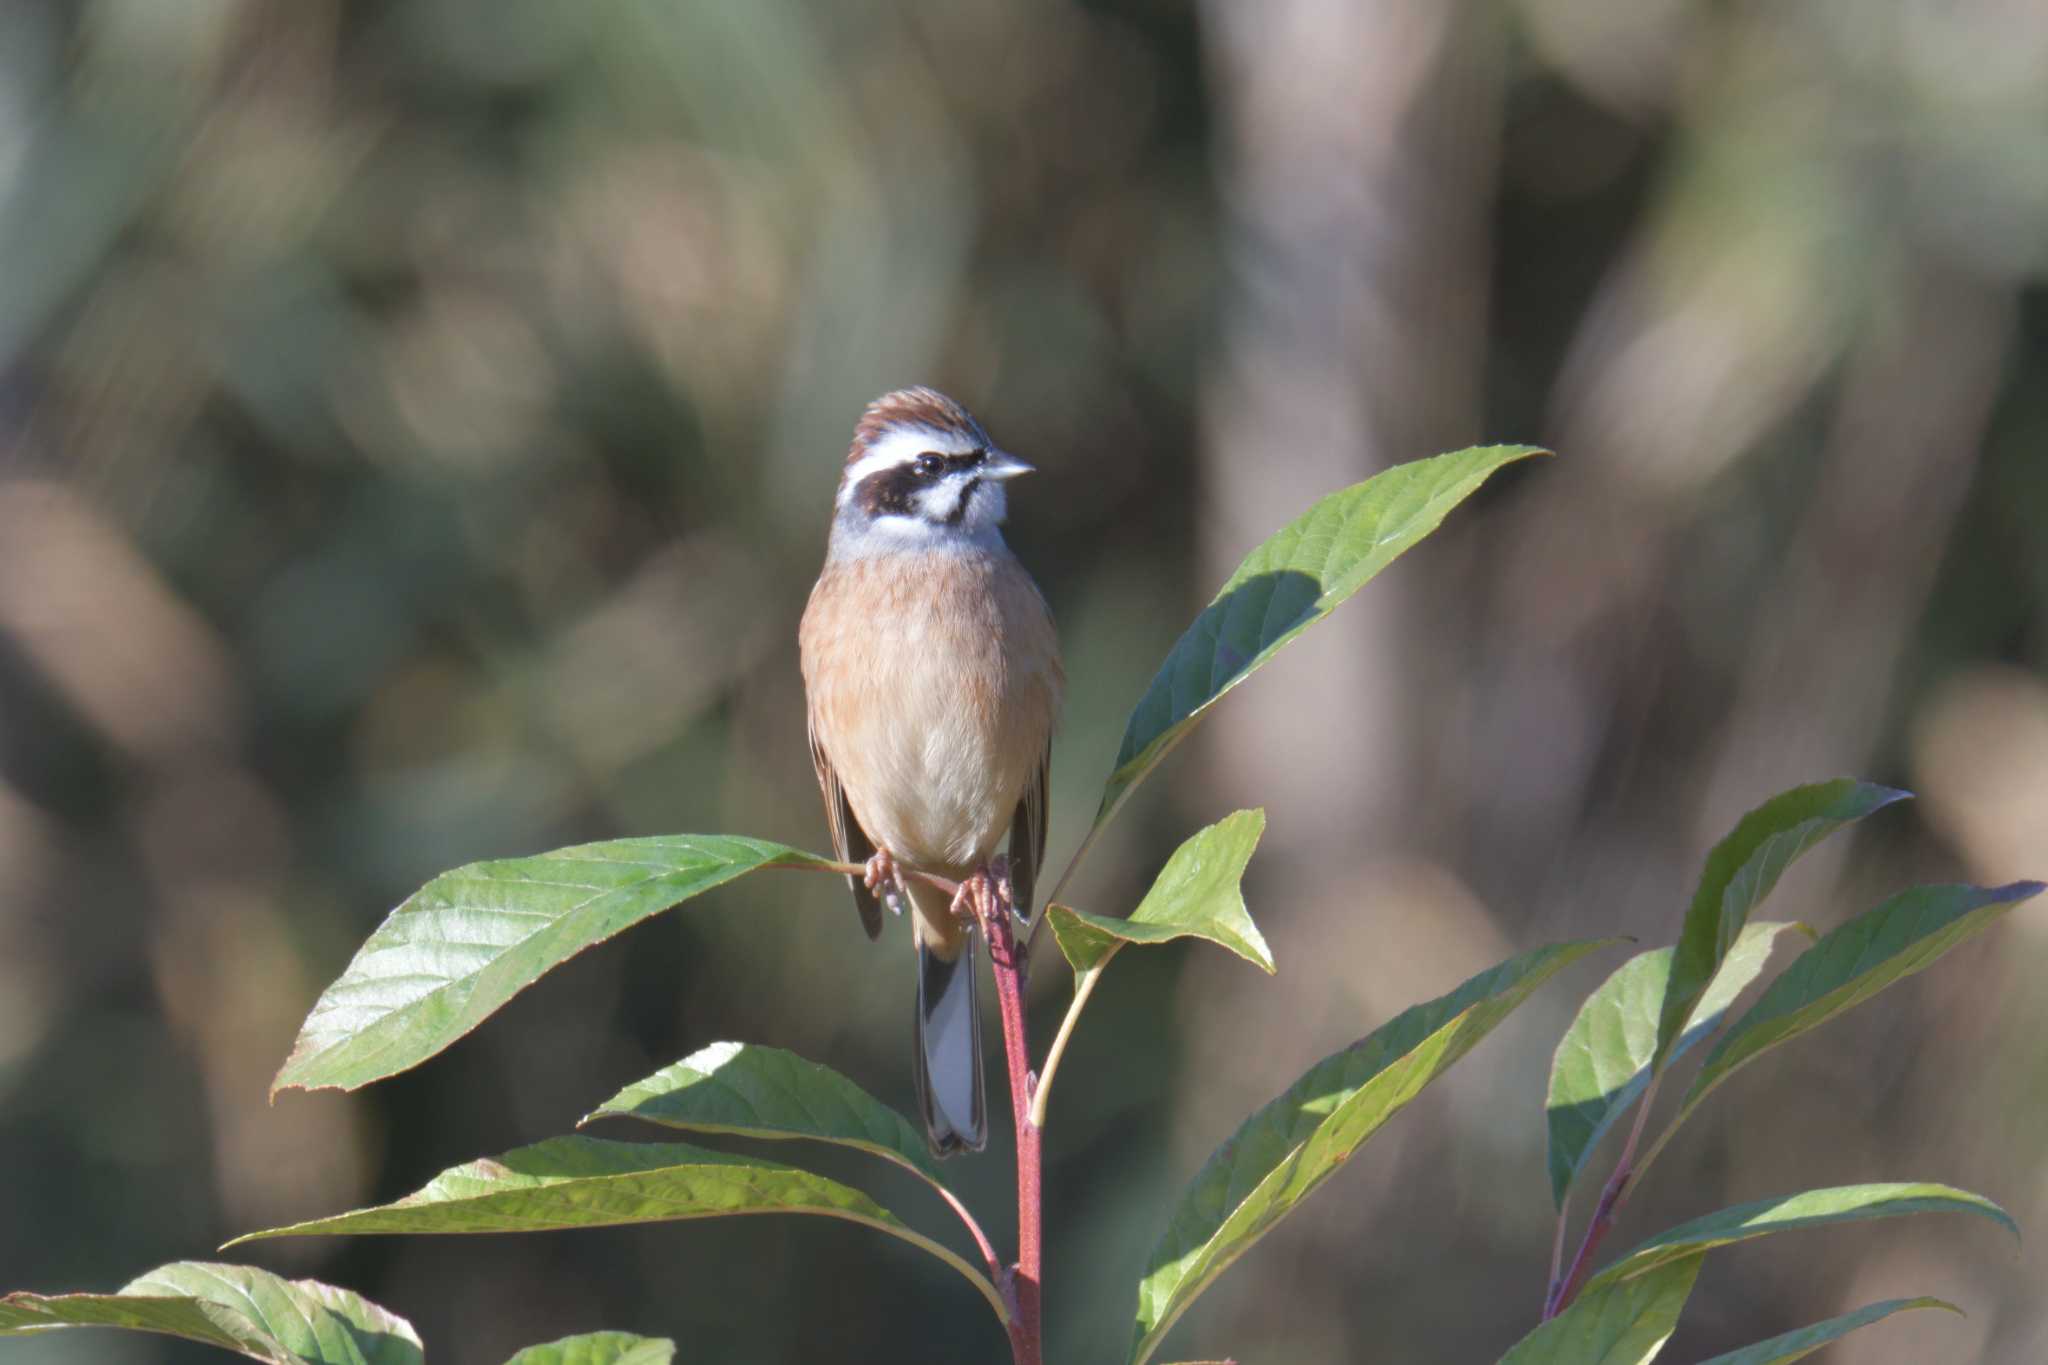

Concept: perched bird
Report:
left=799, top=388, right=1063, bottom=1156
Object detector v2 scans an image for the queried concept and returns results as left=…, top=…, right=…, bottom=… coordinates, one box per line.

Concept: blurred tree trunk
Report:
left=1179, top=4, right=1513, bottom=1349
left=1696, top=262, right=2012, bottom=838
left=1195, top=0, right=1502, bottom=852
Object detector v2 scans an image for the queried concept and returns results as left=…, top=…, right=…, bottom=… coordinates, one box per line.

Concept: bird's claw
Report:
left=988, top=852, right=1028, bottom=931
left=948, top=873, right=984, bottom=926
left=863, top=849, right=906, bottom=917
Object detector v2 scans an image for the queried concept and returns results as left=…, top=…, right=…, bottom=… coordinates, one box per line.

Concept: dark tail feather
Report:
left=915, top=935, right=986, bottom=1157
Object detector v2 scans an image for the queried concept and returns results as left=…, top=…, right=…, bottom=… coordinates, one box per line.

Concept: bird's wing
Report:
left=809, top=722, right=883, bottom=940
left=1008, top=742, right=1051, bottom=921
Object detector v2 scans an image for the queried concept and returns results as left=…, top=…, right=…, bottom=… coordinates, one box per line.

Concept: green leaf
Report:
left=225, top=1136, right=1007, bottom=1326
left=1695, top=1298, right=1959, bottom=1365
left=1654, top=781, right=1907, bottom=1070
left=1547, top=922, right=1812, bottom=1208
left=0, top=1261, right=421, bottom=1364
left=503, top=1331, right=677, bottom=1365
left=1131, top=937, right=1614, bottom=1365
left=1047, top=809, right=1273, bottom=976
left=273, top=835, right=834, bottom=1095
left=1678, top=881, right=2044, bottom=1122
left=583, top=1040, right=940, bottom=1182
left=1497, top=1254, right=1702, bottom=1365
left=1584, top=1184, right=2016, bottom=1295
left=1093, top=445, right=1545, bottom=838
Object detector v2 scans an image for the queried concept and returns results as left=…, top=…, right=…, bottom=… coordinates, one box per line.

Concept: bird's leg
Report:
left=985, top=854, right=1028, bottom=988
left=987, top=853, right=1013, bottom=910
left=863, top=849, right=908, bottom=917
left=988, top=852, right=1026, bottom=931
left=948, top=867, right=990, bottom=928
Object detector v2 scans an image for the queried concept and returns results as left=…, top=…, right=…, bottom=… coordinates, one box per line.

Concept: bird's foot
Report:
left=948, top=869, right=989, bottom=927
left=863, top=849, right=907, bottom=917
left=987, top=853, right=1016, bottom=915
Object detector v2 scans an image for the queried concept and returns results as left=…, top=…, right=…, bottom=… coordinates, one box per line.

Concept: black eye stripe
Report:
left=854, top=464, right=921, bottom=517
left=849, top=445, right=990, bottom=521
left=912, top=448, right=986, bottom=478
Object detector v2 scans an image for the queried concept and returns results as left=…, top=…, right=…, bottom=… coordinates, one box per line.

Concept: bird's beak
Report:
left=982, top=450, right=1035, bottom=481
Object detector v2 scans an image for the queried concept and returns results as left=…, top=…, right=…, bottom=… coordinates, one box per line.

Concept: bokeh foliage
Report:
left=2, top=0, right=2046, bottom=1361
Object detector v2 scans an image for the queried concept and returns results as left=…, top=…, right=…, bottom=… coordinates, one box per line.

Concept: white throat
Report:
left=828, top=506, right=1010, bottom=561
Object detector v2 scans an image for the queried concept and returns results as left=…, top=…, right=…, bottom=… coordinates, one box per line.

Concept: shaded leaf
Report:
left=1132, top=938, right=1614, bottom=1365
left=583, top=1041, right=939, bottom=1182
left=1497, top=1254, right=1702, bottom=1365
left=503, top=1331, right=677, bottom=1365
left=225, top=1136, right=1006, bottom=1326
left=0, top=1261, right=421, bottom=1364
left=1547, top=922, right=1812, bottom=1207
left=1695, top=1298, right=1958, bottom=1365
left=1683, top=882, right=2045, bottom=1116
left=273, top=836, right=834, bottom=1095
left=1047, top=810, right=1272, bottom=975
left=1584, top=1184, right=2015, bottom=1295
left=1639, top=881, right=2048, bottom=1179
left=1094, top=445, right=1545, bottom=837
left=1654, top=781, right=1907, bottom=1069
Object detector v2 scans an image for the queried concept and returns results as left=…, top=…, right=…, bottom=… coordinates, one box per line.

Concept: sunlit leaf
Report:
left=1497, top=1254, right=1702, bottom=1365
left=1093, top=445, right=1545, bottom=837
left=1047, top=810, right=1272, bottom=975
left=273, top=836, right=834, bottom=1095
left=583, top=1041, right=939, bottom=1182
left=1695, top=1297, right=1958, bottom=1365
left=0, top=1261, right=421, bottom=1364
left=1583, top=1184, right=2015, bottom=1295
left=1654, top=781, right=1907, bottom=1069
left=225, top=1136, right=1006, bottom=1326
left=1677, top=881, right=2044, bottom=1123
left=1131, top=938, right=1614, bottom=1365
left=1547, top=922, right=1812, bottom=1207
left=503, top=1331, right=677, bottom=1365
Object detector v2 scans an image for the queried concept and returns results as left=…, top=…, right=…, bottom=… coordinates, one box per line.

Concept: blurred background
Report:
left=2, top=1, right=2045, bottom=1361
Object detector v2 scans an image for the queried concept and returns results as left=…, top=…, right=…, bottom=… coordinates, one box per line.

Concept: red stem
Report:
left=932, top=1178, right=1004, bottom=1287
left=1544, top=1163, right=1628, bottom=1319
left=975, top=877, right=1043, bottom=1365
left=1544, top=1076, right=1659, bottom=1319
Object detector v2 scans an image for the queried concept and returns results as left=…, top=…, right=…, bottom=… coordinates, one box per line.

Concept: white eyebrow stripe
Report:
left=836, top=427, right=977, bottom=505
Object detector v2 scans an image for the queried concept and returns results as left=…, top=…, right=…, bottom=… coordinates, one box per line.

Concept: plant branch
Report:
left=1030, top=821, right=1107, bottom=956
left=790, top=858, right=963, bottom=899
left=796, top=852, right=1036, bottom=1353
left=972, top=870, right=1044, bottom=1365
left=1027, top=955, right=1109, bottom=1129
left=1545, top=1074, right=1660, bottom=1319
left=1546, top=1192, right=1570, bottom=1313
left=926, top=1175, right=1004, bottom=1288
left=1624, top=1107, right=1690, bottom=1195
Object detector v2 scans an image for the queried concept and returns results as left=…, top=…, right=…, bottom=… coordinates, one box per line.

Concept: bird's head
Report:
left=830, top=387, right=1033, bottom=555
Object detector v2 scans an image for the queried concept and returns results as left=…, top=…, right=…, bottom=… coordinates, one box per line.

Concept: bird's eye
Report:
left=913, top=453, right=945, bottom=477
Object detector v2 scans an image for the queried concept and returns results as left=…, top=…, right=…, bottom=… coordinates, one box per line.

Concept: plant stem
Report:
left=1028, top=953, right=1106, bottom=1129
left=974, top=875, right=1044, bottom=1365
left=1544, top=1075, right=1659, bottom=1319
left=805, top=852, right=1040, bottom=1356
left=1030, top=822, right=1105, bottom=955
left=802, top=858, right=962, bottom=900
left=929, top=1178, right=1004, bottom=1288
left=1545, top=1193, right=1570, bottom=1314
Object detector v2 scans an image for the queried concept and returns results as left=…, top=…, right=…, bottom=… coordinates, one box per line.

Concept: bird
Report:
left=798, top=387, right=1063, bottom=1156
